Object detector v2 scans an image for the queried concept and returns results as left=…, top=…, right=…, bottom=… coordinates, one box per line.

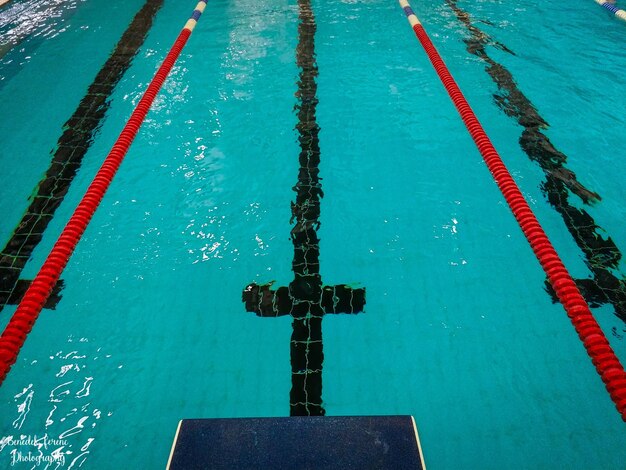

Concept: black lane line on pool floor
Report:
left=446, top=0, right=626, bottom=326
left=0, top=0, right=164, bottom=313
left=242, top=0, right=365, bottom=416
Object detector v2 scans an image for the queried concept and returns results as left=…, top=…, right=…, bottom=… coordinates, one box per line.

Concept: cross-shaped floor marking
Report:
left=242, top=0, right=365, bottom=416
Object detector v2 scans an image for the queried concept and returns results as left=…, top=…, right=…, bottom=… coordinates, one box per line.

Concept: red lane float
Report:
left=0, top=1, right=208, bottom=384
left=399, top=0, right=626, bottom=421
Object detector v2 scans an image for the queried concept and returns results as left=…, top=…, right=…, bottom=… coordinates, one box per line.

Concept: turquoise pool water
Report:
left=1, top=0, right=625, bottom=468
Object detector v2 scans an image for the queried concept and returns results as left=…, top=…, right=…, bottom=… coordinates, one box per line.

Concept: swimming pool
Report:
left=1, top=0, right=625, bottom=467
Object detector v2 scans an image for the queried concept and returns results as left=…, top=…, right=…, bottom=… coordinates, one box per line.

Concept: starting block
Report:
left=167, top=415, right=425, bottom=469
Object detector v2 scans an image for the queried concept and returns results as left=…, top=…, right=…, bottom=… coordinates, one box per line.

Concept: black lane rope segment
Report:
left=0, top=0, right=164, bottom=313
left=445, top=0, right=626, bottom=324
left=242, top=0, right=365, bottom=417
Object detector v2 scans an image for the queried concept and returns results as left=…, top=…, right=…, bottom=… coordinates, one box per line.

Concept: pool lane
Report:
left=445, top=0, right=626, bottom=325
left=0, top=0, right=164, bottom=313
left=242, top=0, right=365, bottom=417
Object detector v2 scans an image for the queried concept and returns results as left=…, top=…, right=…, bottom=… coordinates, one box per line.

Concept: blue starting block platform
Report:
left=167, top=415, right=425, bottom=469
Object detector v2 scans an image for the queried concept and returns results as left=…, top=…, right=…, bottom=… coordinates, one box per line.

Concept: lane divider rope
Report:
left=399, top=0, right=626, bottom=422
left=0, top=0, right=208, bottom=384
left=594, top=0, right=626, bottom=22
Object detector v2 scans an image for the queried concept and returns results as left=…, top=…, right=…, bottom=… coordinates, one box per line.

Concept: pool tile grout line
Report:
left=0, top=0, right=165, bottom=313
left=242, top=0, right=365, bottom=416
left=446, top=0, right=625, bottom=325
